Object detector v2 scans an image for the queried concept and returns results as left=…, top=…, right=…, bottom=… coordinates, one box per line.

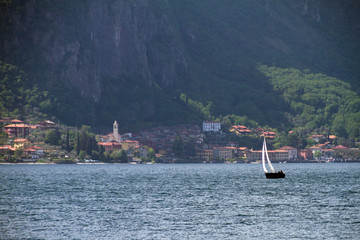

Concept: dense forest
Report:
left=258, top=65, right=360, bottom=139
left=0, top=0, right=359, bottom=139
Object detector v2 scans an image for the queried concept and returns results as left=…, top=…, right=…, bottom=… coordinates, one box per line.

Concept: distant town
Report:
left=1, top=118, right=359, bottom=164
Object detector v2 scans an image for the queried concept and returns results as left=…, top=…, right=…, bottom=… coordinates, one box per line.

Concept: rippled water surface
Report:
left=1, top=163, right=359, bottom=239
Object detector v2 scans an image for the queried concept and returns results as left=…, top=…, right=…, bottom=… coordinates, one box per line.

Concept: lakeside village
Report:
left=1, top=118, right=360, bottom=164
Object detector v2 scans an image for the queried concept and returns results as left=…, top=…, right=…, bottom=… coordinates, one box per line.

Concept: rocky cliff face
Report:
left=1, top=0, right=187, bottom=101
left=1, top=0, right=359, bottom=127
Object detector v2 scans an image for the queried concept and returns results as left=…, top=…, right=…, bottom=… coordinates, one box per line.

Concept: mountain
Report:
left=1, top=0, right=359, bottom=137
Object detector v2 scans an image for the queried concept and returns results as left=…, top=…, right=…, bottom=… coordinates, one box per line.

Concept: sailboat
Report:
left=262, top=137, right=285, bottom=179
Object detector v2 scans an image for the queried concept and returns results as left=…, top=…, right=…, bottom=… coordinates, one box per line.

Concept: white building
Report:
left=202, top=121, right=221, bottom=133
left=278, top=146, right=298, bottom=160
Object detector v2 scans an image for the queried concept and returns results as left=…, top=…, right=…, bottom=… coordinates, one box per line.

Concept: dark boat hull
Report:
left=265, top=172, right=285, bottom=179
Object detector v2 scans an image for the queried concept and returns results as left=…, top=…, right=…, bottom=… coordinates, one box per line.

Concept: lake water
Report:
left=0, top=163, right=359, bottom=239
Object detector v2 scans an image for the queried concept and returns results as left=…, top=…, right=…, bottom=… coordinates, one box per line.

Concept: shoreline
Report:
left=1, top=160, right=359, bottom=165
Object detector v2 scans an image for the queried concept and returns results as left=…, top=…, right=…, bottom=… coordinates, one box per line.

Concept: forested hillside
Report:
left=258, top=65, right=360, bottom=138
left=0, top=0, right=359, bottom=138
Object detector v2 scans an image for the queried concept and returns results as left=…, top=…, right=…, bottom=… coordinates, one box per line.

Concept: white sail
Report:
left=262, top=139, right=268, bottom=173
left=262, top=137, right=276, bottom=173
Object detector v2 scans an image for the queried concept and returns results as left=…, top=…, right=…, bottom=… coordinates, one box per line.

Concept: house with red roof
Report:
left=0, top=145, right=15, bottom=152
left=38, top=120, right=55, bottom=129
left=121, top=140, right=140, bottom=151
left=11, top=119, right=24, bottom=124
left=299, top=149, right=313, bottom=160
left=230, top=125, right=252, bottom=135
left=308, top=135, right=325, bottom=142
left=328, top=135, right=337, bottom=144
left=14, top=138, right=31, bottom=149
left=262, top=131, right=276, bottom=139
left=4, top=123, right=31, bottom=137
left=97, top=141, right=121, bottom=152
left=332, top=145, right=349, bottom=150
left=238, top=147, right=249, bottom=158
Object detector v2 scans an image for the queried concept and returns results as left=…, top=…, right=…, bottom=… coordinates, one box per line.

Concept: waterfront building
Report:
left=278, top=146, right=298, bottom=160
left=196, top=149, right=214, bottom=162
left=97, top=141, right=121, bottom=152
left=213, top=146, right=237, bottom=160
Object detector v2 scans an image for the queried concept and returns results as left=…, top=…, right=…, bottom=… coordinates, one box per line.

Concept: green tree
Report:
left=45, top=129, right=61, bottom=145
left=148, top=148, right=156, bottom=162
left=76, top=130, right=80, bottom=155
left=184, top=140, right=196, bottom=158
left=77, top=125, right=97, bottom=156
left=110, top=150, right=128, bottom=163
left=65, top=128, right=70, bottom=151
left=13, top=148, right=23, bottom=160
left=313, top=150, right=322, bottom=160
left=172, top=136, right=183, bottom=157
left=287, top=134, right=300, bottom=148
left=79, top=150, right=86, bottom=160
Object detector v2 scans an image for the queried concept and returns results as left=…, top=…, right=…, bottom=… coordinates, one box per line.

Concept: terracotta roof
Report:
left=24, top=148, right=36, bottom=152
left=0, top=145, right=15, bottom=151
left=309, top=146, right=322, bottom=150
left=11, top=119, right=24, bottom=123
left=31, top=146, right=43, bottom=150
left=310, top=135, right=324, bottom=138
left=97, top=142, right=121, bottom=146
left=4, top=124, right=31, bottom=128
left=122, top=140, right=139, bottom=143
left=100, top=133, right=113, bottom=139
left=333, top=145, right=349, bottom=150
left=14, top=138, right=29, bottom=143
left=279, top=146, right=296, bottom=150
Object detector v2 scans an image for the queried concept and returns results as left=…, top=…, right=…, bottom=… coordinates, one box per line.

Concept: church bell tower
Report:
left=113, top=121, right=121, bottom=143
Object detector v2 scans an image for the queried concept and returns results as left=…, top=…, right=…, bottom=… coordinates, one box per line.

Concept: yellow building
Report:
left=14, top=138, right=31, bottom=149
left=196, top=149, right=214, bottom=162
left=121, top=140, right=139, bottom=151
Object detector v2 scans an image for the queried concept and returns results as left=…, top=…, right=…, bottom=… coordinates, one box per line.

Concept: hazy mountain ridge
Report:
left=0, top=0, right=359, bottom=135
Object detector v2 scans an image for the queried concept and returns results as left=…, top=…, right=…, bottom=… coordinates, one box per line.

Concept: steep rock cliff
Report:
left=1, top=0, right=187, bottom=101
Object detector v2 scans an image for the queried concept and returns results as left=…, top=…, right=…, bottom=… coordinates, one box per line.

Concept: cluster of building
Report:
left=97, top=121, right=144, bottom=158
left=0, top=118, right=355, bottom=163
left=0, top=138, right=44, bottom=160
left=0, top=119, right=51, bottom=160
left=98, top=121, right=204, bottom=159
left=1, top=118, right=55, bottom=138
left=230, top=125, right=276, bottom=139
left=96, top=120, right=352, bottom=163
